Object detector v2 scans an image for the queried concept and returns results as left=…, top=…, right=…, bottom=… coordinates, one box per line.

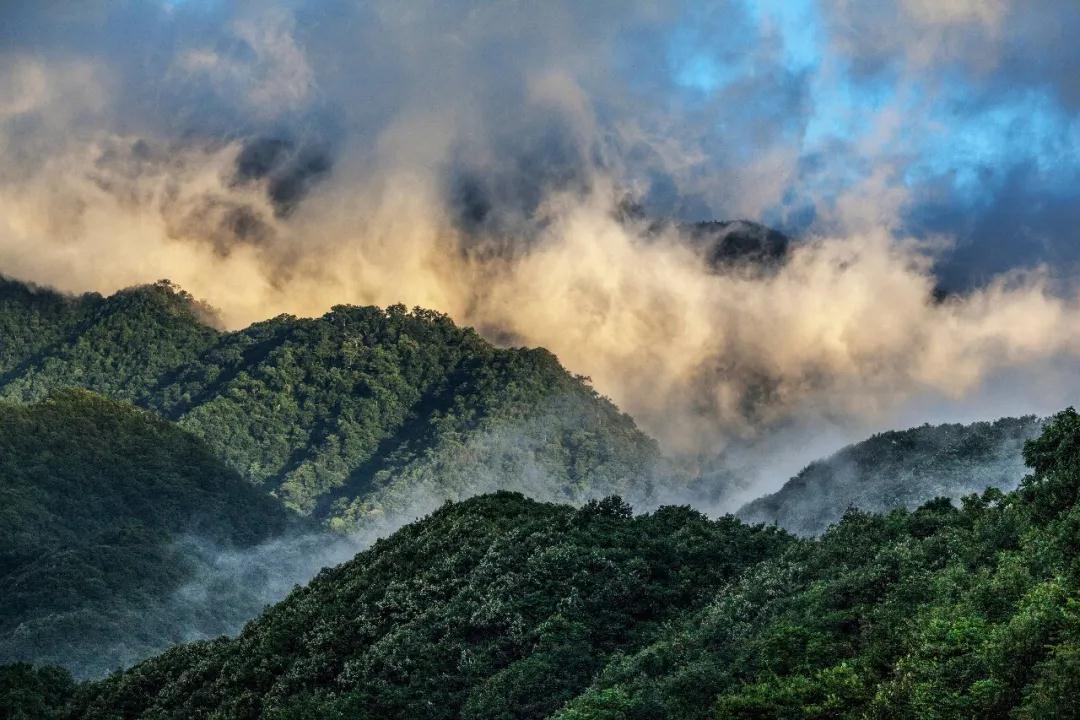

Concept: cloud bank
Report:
left=2, top=0, right=1080, bottom=488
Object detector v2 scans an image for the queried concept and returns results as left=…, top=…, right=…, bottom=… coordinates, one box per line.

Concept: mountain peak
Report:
left=685, top=219, right=790, bottom=272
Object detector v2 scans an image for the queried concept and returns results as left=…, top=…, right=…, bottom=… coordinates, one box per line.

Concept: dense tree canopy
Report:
left=0, top=391, right=298, bottom=678
left=0, top=278, right=666, bottom=530
left=3, top=274, right=1076, bottom=719
left=559, top=409, right=1080, bottom=719
left=7, top=408, right=1078, bottom=718
left=63, top=493, right=789, bottom=719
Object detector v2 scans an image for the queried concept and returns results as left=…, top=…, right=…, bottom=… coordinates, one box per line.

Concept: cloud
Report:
left=2, top=0, right=1080, bottom=491
left=175, top=8, right=314, bottom=118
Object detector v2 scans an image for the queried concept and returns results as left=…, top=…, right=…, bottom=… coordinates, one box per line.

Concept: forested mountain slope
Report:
left=0, top=277, right=666, bottom=530
left=20, top=408, right=1080, bottom=719
left=558, top=409, right=1080, bottom=719
left=737, top=416, right=1043, bottom=535
left=62, top=493, right=790, bottom=720
left=0, top=391, right=299, bottom=678
left=0, top=279, right=219, bottom=403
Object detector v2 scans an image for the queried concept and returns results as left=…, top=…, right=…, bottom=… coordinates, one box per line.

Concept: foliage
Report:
left=0, top=391, right=297, bottom=678
left=0, top=280, right=218, bottom=405
left=6, top=275, right=1080, bottom=718
left=0, top=664, right=75, bottom=720
left=10, top=411, right=1080, bottom=718
left=558, top=409, right=1080, bottom=719
left=64, top=493, right=790, bottom=719
left=737, top=417, right=1044, bottom=535
left=0, top=279, right=666, bottom=530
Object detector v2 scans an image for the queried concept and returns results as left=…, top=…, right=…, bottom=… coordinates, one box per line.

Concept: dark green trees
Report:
left=0, top=391, right=297, bottom=678
left=9, top=409, right=1080, bottom=718
left=559, top=409, right=1080, bottom=719
left=0, top=278, right=666, bottom=531
left=0, top=664, right=76, bottom=720
left=66, top=494, right=789, bottom=719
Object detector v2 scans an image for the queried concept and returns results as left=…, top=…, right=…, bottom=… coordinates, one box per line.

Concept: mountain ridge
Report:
left=737, top=416, right=1044, bottom=535
left=0, top=275, right=669, bottom=531
left=22, top=407, right=1080, bottom=719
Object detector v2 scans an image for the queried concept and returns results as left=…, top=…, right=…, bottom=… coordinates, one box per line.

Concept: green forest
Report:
left=0, top=278, right=665, bottom=531
left=5, top=408, right=1080, bottom=719
left=0, top=391, right=301, bottom=677
left=2, top=277, right=1078, bottom=719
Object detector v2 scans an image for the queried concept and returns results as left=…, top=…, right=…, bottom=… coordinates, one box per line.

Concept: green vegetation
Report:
left=59, top=492, right=789, bottom=719
left=558, top=409, right=1080, bottom=719
left=0, top=391, right=298, bottom=678
left=738, top=416, right=1043, bottom=535
left=10, top=408, right=1078, bottom=719
left=0, top=278, right=665, bottom=530
left=0, top=280, right=218, bottom=405
left=153, top=304, right=664, bottom=528
left=5, top=274, right=1077, bottom=717
left=0, top=275, right=670, bottom=680
left=0, top=278, right=93, bottom=377
left=0, top=664, right=76, bottom=720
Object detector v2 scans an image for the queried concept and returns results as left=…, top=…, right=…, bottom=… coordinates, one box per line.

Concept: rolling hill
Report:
left=61, top=493, right=789, bottom=719
left=0, top=391, right=300, bottom=678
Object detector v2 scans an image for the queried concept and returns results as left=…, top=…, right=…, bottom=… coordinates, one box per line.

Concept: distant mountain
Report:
left=0, top=391, right=299, bottom=677
left=0, top=276, right=668, bottom=531
left=737, top=416, right=1044, bottom=535
left=685, top=220, right=790, bottom=272
left=35, top=409, right=1080, bottom=720
left=612, top=203, right=791, bottom=273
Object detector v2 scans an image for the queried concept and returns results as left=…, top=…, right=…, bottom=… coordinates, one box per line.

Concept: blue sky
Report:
left=649, top=0, right=1080, bottom=285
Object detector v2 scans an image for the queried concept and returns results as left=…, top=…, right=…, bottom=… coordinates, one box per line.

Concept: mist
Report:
left=735, top=415, right=1043, bottom=535
left=3, top=0, right=1080, bottom=498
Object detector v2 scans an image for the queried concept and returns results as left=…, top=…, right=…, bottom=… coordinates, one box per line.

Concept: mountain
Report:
left=737, top=416, right=1044, bottom=535
left=0, top=391, right=300, bottom=678
left=58, top=493, right=789, bottom=720
left=685, top=220, right=790, bottom=272
left=555, top=409, right=1080, bottom=719
left=613, top=204, right=791, bottom=274
left=0, top=276, right=667, bottom=531
left=0, top=278, right=219, bottom=404
left=24, top=408, right=1080, bottom=719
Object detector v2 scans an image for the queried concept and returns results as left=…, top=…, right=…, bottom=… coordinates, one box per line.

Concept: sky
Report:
left=2, top=0, right=1080, bottom=495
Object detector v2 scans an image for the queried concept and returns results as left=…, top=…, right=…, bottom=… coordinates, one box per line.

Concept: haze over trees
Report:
left=3, top=274, right=1078, bottom=719
left=0, top=391, right=297, bottom=677
left=6, top=408, right=1078, bottom=719
left=738, top=417, right=1044, bottom=535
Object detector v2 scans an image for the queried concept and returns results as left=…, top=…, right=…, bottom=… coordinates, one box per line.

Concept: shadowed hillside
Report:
left=0, top=391, right=299, bottom=677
